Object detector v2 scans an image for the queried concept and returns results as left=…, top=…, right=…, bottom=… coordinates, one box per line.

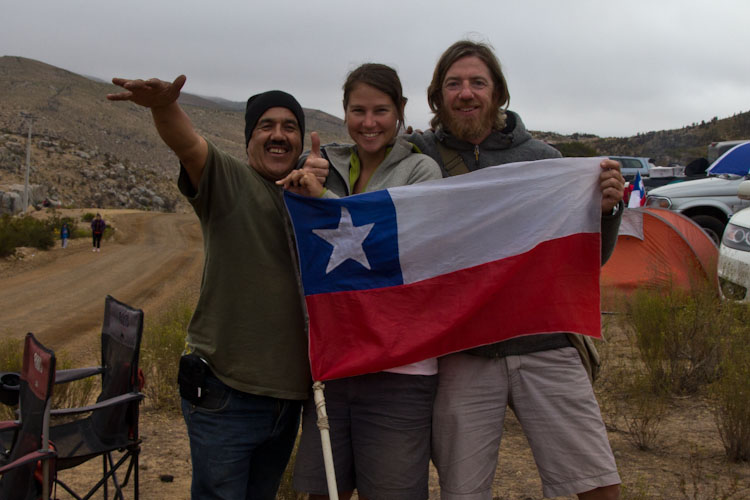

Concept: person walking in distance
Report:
left=90, top=213, right=105, bottom=252
left=60, top=222, right=70, bottom=248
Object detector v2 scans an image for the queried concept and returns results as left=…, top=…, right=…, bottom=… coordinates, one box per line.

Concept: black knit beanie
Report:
left=244, top=90, right=305, bottom=147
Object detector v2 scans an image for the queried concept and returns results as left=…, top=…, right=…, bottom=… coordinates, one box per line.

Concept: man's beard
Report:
left=439, top=102, right=496, bottom=142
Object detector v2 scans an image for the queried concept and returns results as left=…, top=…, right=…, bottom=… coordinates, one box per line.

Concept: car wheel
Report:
left=691, top=215, right=725, bottom=245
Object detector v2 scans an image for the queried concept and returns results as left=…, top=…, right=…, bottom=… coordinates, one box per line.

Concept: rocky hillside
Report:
left=0, top=56, right=349, bottom=213
left=537, top=112, right=750, bottom=165
left=2, top=56, right=748, bottom=213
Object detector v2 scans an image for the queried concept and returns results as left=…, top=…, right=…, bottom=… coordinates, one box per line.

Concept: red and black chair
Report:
left=0, top=333, right=57, bottom=500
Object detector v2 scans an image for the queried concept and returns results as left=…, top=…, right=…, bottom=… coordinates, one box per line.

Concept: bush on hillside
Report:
left=0, top=214, right=56, bottom=257
left=46, top=214, right=80, bottom=240
left=554, top=141, right=599, bottom=157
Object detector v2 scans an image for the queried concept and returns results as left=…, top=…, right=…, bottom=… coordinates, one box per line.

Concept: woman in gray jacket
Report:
left=280, top=63, right=441, bottom=500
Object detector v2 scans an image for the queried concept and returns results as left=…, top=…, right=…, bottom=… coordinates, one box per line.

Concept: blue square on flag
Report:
left=284, top=190, right=403, bottom=295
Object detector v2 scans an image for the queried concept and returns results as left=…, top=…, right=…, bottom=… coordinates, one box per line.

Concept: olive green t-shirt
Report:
left=178, top=141, right=310, bottom=400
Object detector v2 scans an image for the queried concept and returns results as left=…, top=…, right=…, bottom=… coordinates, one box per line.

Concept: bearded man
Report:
left=406, top=40, right=624, bottom=500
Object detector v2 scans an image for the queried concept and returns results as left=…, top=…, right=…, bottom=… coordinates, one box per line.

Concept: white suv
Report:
left=718, top=181, right=750, bottom=301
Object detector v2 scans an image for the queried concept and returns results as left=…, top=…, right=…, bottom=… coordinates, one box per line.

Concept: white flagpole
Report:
left=312, top=381, right=339, bottom=500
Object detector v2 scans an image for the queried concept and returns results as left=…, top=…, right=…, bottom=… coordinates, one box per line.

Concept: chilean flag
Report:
left=627, top=171, right=646, bottom=208
left=284, top=157, right=604, bottom=381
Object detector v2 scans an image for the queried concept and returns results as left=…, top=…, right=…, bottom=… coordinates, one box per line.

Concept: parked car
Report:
left=718, top=180, right=750, bottom=302
left=644, top=140, right=750, bottom=244
left=609, top=156, right=654, bottom=181
left=645, top=175, right=750, bottom=244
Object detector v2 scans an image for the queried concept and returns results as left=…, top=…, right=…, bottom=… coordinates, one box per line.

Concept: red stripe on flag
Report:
left=307, top=232, right=601, bottom=380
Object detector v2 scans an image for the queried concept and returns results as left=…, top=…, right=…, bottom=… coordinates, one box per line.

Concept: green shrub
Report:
left=621, top=372, right=668, bottom=451
left=72, top=226, right=89, bottom=239
left=554, top=141, right=599, bottom=157
left=140, top=298, right=193, bottom=412
left=81, top=212, right=96, bottom=222
left=711, top=310, right=750, bottom=462
left=0, top=214, right=56, bottom=257
left=23, top=218, right=55, bottom=250
left=625, top=285, right=728, bottom=394
left=601, top=344, right=668, bottom=451
left=46, top=214, right=79, bottom=240
left=0, top=221, right=15, bottom=257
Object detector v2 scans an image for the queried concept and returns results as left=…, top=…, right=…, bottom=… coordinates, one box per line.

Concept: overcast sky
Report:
left=3, top=0, right=749, bottom=137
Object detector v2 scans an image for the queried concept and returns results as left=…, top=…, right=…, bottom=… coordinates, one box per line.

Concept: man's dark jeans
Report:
left=181, top=373, right=302, bottom=500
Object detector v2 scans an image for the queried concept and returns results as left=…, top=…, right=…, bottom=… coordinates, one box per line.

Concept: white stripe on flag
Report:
left=387, top=157, right=603, bottom=284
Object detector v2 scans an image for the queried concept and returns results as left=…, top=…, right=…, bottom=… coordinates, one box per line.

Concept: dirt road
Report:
left=0, top=210, right=203, bottom=362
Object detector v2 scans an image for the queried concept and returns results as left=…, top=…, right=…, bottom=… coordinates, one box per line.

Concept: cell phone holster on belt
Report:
left=178, top=353, right=209, bottom=404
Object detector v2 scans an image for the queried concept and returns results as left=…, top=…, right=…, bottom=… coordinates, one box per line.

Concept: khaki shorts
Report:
left=432, top=348, right=620, bottom=499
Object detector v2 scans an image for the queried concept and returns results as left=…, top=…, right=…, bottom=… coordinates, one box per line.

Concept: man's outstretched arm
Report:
left=107, top=75, right=207, bottom=189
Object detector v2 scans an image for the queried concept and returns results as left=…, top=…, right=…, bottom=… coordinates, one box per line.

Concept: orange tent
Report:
left=601, top=207, right=718, bottom=294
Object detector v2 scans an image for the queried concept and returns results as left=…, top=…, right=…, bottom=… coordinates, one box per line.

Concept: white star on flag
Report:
left=313, top=206, right=375, bottom=274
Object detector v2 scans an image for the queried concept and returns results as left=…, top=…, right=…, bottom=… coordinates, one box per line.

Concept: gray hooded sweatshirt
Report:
left=405, top=110, right=623, bottom=358
left=318, top=136, right=442, bottom=197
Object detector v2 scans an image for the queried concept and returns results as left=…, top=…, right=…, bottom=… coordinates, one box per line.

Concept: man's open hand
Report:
left=107, top=75, right=186, bottom=108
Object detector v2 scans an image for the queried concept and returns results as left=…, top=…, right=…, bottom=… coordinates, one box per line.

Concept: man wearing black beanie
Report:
left=108, top=75, right=313, bottom=500
left=245, top=89, right=305, bottom=148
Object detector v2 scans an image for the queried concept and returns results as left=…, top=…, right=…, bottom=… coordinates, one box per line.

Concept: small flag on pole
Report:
left=628, top=171, right=646, bottom=208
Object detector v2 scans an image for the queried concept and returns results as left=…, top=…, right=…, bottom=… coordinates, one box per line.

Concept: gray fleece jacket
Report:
left=318, top=136, right=442, bottom=197
left=407, top=111, right=562, bottom=173
left=405, top=110, right=623, bottom=358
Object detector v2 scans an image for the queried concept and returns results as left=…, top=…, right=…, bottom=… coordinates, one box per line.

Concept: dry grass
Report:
left=140, top=295, right=193, bottom=413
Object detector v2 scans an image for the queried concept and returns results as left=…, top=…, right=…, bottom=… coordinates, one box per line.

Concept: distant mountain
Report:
left=1, top=55, right=748, bottom=213
left=536, top=113, right=750, bottom=165
left=0, top=56, right=349, bottom=212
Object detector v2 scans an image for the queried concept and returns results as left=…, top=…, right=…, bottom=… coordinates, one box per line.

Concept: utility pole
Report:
left=20, top=112, right=33, bottom=213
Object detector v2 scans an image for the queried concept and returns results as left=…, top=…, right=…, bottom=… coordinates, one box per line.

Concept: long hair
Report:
left=427, top=40, right=510, bottom=130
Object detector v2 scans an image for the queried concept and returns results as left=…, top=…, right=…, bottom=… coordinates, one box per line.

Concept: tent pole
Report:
left=313, top=381, right=339, bottom=500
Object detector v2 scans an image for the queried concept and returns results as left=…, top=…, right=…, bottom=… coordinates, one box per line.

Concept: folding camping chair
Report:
left=50, top=295, right=145, bottom=500
left=0, top=333, right=57, bottom=500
